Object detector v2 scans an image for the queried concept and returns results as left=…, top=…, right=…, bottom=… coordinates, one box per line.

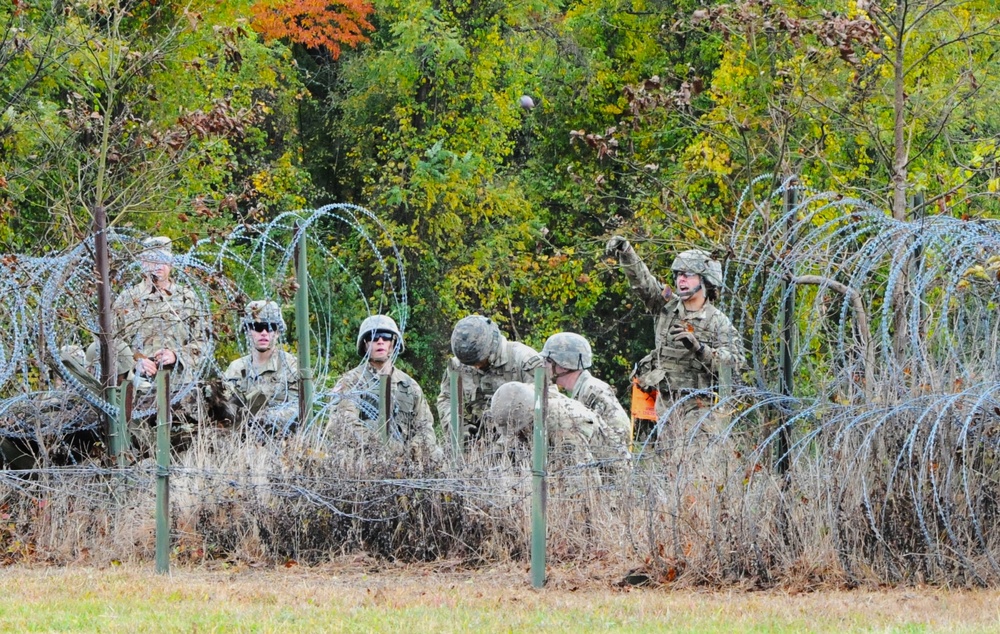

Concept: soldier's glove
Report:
left=605, top=236, right=629, bottom=256
left=669, top=323, right=705, bottom=355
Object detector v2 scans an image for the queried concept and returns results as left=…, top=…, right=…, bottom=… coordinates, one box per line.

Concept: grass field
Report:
left=1, top=562, right=999, bottom=633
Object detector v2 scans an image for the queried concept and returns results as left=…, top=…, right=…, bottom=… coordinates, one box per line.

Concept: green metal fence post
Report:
left=530, top=366, right=548, bottom=588
left=294, top=223, right=314, bottom=428
left=155, top=368, right=172, bottom=574
left=718, top=359, right=733, bottom=429
left=378, top=373, right=389, bottom=443
left=107, top=386, right=122, bottom=459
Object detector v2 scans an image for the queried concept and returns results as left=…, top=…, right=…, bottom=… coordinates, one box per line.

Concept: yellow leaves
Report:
left=682, top=136, right=732, bottom=177
left=964, top=264, right=988, bottom=281
left=249, top=150, right=308, bottom=209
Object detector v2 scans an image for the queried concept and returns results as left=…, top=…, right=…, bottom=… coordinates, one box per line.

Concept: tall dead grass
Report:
left=2, top=391, right=999, bottom=590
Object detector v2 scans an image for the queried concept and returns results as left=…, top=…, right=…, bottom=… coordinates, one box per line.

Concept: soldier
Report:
left=489, top=381, right=601, bottom=491
left=436, top=315, right=543, bottom=444
left=606, top=238, right=745, bottom=445
left=224, top=300, right=299, bottom=436
left=111, top=236, right=208, bottom=387
left=540, top=332, right=631, bottom=461
left=78, top=236, right=210, bottom=453
left=329, top=315, right=441, bottom=465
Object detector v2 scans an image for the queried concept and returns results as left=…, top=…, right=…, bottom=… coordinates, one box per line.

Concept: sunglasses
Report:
left=675, top=271, right=700, bottom=279
left=366, top=333, right=395, bottom=343
left=247, top=322, right=281, bottom=333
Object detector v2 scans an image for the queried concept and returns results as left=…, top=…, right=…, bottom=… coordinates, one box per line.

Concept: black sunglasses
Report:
left=366, top=332, right=395, bottom=343
left=247, top=322, right=281, bottom=333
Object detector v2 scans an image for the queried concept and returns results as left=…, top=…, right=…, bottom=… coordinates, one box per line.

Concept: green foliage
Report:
left=0, top=0, right=316, bottom=252
left=3, top=0, right=1000, bottom=408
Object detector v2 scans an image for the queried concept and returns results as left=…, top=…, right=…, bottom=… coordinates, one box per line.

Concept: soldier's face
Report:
left=675, top=271, right=703, bottom=297
left=365, top=333, right=395, bottom=362
left=141, top=260, right=171, bottom=283
left=249, top=326, right=275, bottom=352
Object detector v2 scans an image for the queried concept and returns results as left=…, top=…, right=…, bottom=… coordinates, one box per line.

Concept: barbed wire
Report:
left=2, top=188, right=1000, bottom=585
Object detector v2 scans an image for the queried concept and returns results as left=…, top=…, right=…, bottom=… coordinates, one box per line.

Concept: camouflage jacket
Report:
left=224, top=349, right=299, bottom=413
left=619, top=245, right=745, bottom=392
left=436, top=337, right=543, bottom=437
left=543, top=388, right=603, bottom=491
left=113, top=280, right=207, bottom=385
left=330, top=361, right=439, bottom=459
left=568, top=370, right=631, bottom=455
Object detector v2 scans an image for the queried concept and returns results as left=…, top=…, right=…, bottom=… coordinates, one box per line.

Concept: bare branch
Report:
left=793, top=274, right=875, bottom=395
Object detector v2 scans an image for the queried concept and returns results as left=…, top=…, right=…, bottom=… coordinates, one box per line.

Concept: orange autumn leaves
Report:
left=250, top=0, right=375, bottom=59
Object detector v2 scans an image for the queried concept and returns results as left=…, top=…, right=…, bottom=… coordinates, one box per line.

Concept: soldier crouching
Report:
left=326, top=315, right=441, bottom=468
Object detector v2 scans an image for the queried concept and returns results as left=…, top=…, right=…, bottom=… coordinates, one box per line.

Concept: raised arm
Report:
left=607, top=237, right=668, bottom=313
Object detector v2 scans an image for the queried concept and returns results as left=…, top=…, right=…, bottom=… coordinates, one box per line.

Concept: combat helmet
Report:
left=540, top=332, right=592, bottom=371
left=451, top=315, right=501, bottom=366
left=356, top=314, right=403, bottom=356
left=671, top=249, right=723, bottom=288
left=139, top=236, right=173, bottom=264
left=489, top=381, right=535, bottom=436
left=244, top=300, right=286, bottom=332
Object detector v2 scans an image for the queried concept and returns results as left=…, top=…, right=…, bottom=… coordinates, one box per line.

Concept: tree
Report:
left=250, top=0, right=374, bottom=59
left=2, top=0, right=315, bottom=248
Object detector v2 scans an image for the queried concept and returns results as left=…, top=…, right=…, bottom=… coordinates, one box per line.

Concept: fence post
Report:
left=777, top=180, right=797, bottom=474
left=449, top=368, right=463, bottom=464
left=294, top=223, right=314, bottom=429
left=93, top=205, right=121, bottom=462
left=155, top=368, right=172, bottom=574
left=378, top=373, right=389, bottom=443
left=530, top=365, right=548, bottom=588
left=113, top=385, right=130, bottom=468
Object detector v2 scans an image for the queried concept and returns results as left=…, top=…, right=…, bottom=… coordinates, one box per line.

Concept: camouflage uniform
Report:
left=113, top=279, right=206, bottom=386
left=489, top=382, right=601, bottom=492
left=436, top=317, right=543, bottom=440
left=330, top=362, right=440, bottom=462
left=328, top=315, right=441, bottom=464
left=224, top=350, right=299, bottom=430
left=612, top=241, right=745, bottom=441
left=540, top=332, right=631, bottom=462
left=569, top=370, right=632, bottom=458
left=222, top=300, right=298, bottom=433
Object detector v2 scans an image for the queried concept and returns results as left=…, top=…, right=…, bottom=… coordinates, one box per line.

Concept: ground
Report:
left=1, top=561, right=999, bottom=632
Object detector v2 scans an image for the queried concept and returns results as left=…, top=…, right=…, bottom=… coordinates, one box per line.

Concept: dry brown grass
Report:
left=3, top=402, right=1000, bottom=593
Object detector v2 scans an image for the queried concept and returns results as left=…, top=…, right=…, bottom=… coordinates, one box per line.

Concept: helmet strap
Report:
left=677, top=282, right=702, bottom=300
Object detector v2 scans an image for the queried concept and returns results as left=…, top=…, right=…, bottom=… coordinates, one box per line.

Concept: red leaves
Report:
left=250, top=0, right=375, bottom=60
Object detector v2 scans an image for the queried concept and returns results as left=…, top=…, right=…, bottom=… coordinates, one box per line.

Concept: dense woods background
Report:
left=2, top=0, right=999, bottom=392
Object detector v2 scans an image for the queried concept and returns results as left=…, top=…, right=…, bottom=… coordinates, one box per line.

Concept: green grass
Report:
left=0, top=565, right=999, bottom=633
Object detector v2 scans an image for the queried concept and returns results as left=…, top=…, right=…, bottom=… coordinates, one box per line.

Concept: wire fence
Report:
left=2, top=184, right=1000, bottom=587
